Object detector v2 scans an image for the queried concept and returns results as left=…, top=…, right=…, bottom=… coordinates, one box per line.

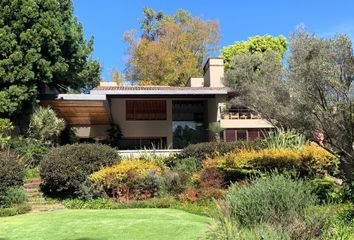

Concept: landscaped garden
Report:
left=1, top=110, right=354, bottom=239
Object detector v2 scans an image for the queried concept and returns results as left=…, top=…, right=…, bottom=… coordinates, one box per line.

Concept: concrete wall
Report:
left=75, top=125, right=111, bottom=138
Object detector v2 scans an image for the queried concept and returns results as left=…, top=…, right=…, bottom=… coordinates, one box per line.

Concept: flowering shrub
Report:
left=90, top=160, right=162, bottom=188
left=90, top=160, right=163, bottom=201
left=209, top=145, right=339, bottom=178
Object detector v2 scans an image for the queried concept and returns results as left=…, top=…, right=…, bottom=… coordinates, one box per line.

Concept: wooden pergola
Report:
left=41, top=100, right=111, bottom=125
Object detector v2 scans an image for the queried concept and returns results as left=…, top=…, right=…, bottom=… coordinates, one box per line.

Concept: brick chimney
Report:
left=203, top=58, right=225, bottom=87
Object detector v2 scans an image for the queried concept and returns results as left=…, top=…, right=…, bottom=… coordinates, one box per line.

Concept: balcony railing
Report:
left=220, top=108, right=261, bottom=120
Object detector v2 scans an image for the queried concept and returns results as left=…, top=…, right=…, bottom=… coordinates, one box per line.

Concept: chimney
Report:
left=203, top=58, right=224, bottom=87
left=187, top=77, right=204, bottom=87
left=99, top=81, right=118, bottom=87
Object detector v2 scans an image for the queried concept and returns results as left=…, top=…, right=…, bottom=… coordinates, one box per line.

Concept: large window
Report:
left=126, top=100, right=167, bottom=120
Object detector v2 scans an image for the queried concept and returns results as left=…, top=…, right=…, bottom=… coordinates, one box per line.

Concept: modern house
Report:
left=41, top=58, right=273, bottom=149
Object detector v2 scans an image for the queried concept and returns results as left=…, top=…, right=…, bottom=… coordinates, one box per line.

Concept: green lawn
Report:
left=0, top=209, right=210, bottom=240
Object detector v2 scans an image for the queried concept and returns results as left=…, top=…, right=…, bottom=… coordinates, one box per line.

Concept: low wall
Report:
left=117, top=149, right=182, bottom=158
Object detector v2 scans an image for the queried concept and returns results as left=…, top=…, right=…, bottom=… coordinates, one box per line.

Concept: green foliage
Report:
left=206, top=175, right=334, bottom=240
left=178, top=140, right=266, bottom=162
left=265, top=129, right=307, bottom=149
left=0, top=118, right=14, bottom=149
left=226, top=174, right=317, bottom=226
left=63, top=198, right=116, bottom=209
left=2, top=187, right=27, bottom=208
left=40, top=144, right=119, bottom=198
left=225, top=30, right=354, bottom=180
left=0, top=0, right=100, bottom=117
left=9, top=137, right=51, bottom=167
left=325, top=203, right=354, bottom=240
left=0, top=203, right=31, bottom=217
left=25, top=167, right=40, bottom=180
left=311, top=177, right=345, bottom=203
left=29, top=107, right=65, bottom=144
left=172, top=157, right=199, bottom=177
left=0, top=152, right=25, bottom=195
left=222, top=35, right=287, bottom=69
left=208, top=122, right=223, bottom=142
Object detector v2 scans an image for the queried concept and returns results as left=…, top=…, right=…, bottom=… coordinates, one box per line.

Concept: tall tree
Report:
left=0, top=0, right=101, bottom=117
left=124, top=7, right=220, bottom=86
left=221, top=35, right=287, bottom=69
left=225, top=30, right=354, bottom=179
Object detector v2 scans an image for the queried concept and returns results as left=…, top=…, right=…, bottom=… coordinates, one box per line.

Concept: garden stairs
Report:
left=24, top=179, right=65, bottom=212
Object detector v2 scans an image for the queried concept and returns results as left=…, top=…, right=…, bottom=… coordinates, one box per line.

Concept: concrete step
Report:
left=27, top=192, right=43, bottom=198
left=31, top=204, right=66, bottom=212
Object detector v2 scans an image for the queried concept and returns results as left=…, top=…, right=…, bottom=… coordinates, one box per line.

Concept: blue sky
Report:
left=73, top=0, right=354, bottom=81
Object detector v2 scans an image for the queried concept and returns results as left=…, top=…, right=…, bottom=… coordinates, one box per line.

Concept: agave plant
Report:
left=264, top=128, right=307, bottom=150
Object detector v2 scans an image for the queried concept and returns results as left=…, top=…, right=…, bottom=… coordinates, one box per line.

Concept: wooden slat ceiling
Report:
left=41, top=100, right=111, bottom=125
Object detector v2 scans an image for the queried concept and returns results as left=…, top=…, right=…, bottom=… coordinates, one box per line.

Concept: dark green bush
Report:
left=178, top=140, right=265, bottom=162
left=40, top=144, right=119, bottom=198
left=0, top=153, right=25, bottom=195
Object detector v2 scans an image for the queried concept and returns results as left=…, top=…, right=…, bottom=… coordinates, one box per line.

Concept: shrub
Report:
left=211, top=145, right=339, bottom=178
left=206, top=174, right=332, bottom=240
left=178, top=140, right=265, bottom=162
left=9, top=137, right=51, bottom=167
left=63, top=198, right=115, bottom=209
left=311, top=176, right=344, bottom=203
left=162, top=170, right=188, bottom=195
left=172, top=157, right=199, bottom=176
left=2, top=187, right=27, bottom=208
left=29, top=106, right=65, bottom=144
left=0, top=203, right=31, bottom=217
left=265, top=128, right=307, bottom=149
left=226, top=174, right=317, bottom=227
left=90, top=159, right=162, bottom=201
left=40, top=144, right=119, bottom=198
left=90, top=159, right=162, bottom=188
left=0, top=153, right=25, bottom=195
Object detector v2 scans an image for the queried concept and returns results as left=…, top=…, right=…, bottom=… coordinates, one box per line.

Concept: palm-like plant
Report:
left=29, top=107, right=65, bottom=145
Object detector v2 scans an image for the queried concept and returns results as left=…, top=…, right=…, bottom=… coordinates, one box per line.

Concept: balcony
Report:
left=220, top=106, right=261, bottom=120
left=218, top=106, right=273, bottom=129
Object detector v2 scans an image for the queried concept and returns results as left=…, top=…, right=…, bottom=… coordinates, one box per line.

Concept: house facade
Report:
left=41, top=58, right=273, bottom=149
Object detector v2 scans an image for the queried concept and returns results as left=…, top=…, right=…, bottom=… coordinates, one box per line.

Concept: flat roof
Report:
left=54, top=94, right=107, bottom=100
left=90, top=86, right=229, bottom=95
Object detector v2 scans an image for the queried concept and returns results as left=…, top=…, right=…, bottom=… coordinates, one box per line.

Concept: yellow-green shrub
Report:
left=210, top=145, right=339, bottom=177
left=90, top=159, right=162, bottom=188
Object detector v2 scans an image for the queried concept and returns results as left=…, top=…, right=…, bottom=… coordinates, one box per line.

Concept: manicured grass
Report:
left=0, top=209, right=210, bottom=240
